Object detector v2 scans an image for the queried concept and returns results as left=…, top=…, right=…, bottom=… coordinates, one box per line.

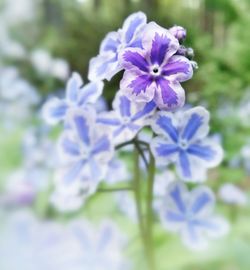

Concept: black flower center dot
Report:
left=153, top=68, right=159, bottom=73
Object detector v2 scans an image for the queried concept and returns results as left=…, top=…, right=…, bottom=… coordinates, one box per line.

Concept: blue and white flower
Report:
left=56, top=108, right=114, bottom=194
left=160, top=181, right=229, bottom=250
left=97, top=91, right=155, bottom=144
left=43, top=72, right=103, bottom=125
left=150, top=106, right=223, bottom=182
left=88, top=12, right=147, bottom=81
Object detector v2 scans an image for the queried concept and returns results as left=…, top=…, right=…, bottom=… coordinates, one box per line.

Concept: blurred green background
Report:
left=1, top=0, right=250, bottom=269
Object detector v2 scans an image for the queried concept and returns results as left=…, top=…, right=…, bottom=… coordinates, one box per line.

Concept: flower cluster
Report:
left=43, top=11, right=228, bottom=250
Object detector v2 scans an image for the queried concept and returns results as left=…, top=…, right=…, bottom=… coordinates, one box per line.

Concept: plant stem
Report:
left=133, top=146, right=147, bottom=260
left=145, top=150, right=156, bottom=270
left=115, top=139, right=149, bottom=150
left=97, top=187, right=133, bottom=193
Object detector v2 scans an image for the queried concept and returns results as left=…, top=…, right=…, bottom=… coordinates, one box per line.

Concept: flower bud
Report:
left=169, top=25, right=187, bottom=42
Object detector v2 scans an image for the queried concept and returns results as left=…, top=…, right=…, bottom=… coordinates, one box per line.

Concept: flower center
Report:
left=122, top=116, right=131, bottom=125
left=150, top=65, right=161, bottom=76
left=178, top=139, right=189, bottom=150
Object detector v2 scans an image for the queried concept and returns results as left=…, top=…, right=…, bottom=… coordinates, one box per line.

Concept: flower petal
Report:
left=121, top=11, right=147, bottom=45
left=131, top=100, right=156, bottom=122
left=151, top=111, right=179, bottom=142
left=120, top=70, right=155, bottom=103
left=122, top=49, right=149, bottom=72
left=180, top=106, right=210, bottom=142
left=150, top=136, right=179, bottom=165
left=176, top=151, right=207, bottom=182
left=154, top=79, right=185, bottom=110
left=66, top=72, right=83, bottom=102
left=187, top=139, right=223, bottom=168
left=162, top=55, right=193, bottom=82
left=66, top=108, right=96, bottom=146
left=112, top=91, right=131, bottom=117
left=142, top=22, right=179, bottom=64
left=100, top=31, right=120, bottom=53
left=88, top=53, right=121, bottom=81
left=189, top=186, right=215, bottom=217
left=42, top=97, right=68, bottom=125
left=78, top=81, right=104, bottom=106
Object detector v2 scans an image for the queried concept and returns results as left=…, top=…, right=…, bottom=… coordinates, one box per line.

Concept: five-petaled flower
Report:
left=43, top=72, right=103, bottom=125
left=88, top=12, right=147, bottom=81
left=120, top=22, right=193, bottom=110
left=160, top=181, right=229, bottom=250
left=150, top=106, right=223, bottom=181
left=97, top=91, right=155, bottom=144
left=55, top=108, right=114, bottom=194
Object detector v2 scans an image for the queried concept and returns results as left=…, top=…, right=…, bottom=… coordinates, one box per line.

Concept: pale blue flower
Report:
left=219, top=183, right=247, bottom=206
left=0, top=212, right=129, bottom=270
left=69, top=220, right=129, bottom=270
left=43, top=72, right=103, bottom=125
left=88, top=12, right=147, bottom=81
left=56, top=108, right=114, bottom=194
left=150, top=107, right=223, bottom=182
left=104, top=156, right=131, bottom=184
left=97, top=90, right=155, bottom=144
left=160, top=181, right=229, bottom=250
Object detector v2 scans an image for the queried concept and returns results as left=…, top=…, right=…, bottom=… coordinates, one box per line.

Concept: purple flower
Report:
left=97, top=91, right=155, bottom=144
left=120, top=22, right=193, bottom=110
left=88, top=12, right=147, bottom=81
left=150, top=107, right=223, bottom=182
left=55, top=108, right=114, bottom=194
left=160, top=181, right=229, bottom=250
left=43, top=72, right=103, bottom=125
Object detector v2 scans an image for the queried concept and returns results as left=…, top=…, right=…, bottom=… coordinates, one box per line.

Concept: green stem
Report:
left=133, top=146, right=147, bottom=260
left=145, top=151, right=156, bottom=270
left=97, top=187, right=133, bottom=193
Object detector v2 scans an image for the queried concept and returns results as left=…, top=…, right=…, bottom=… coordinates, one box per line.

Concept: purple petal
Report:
left=154, top=80, right=185, bottom=110
left=142, top=22, right=179, bottom=63
left=120, top=70, right=156, bottom=103
left=123, top=50, right=149, bottom=72
left=129, top=74, right=153, bottom=95
left=150, top=32, right=170, bottom=65
left=162, top=55, right=193, bottom=82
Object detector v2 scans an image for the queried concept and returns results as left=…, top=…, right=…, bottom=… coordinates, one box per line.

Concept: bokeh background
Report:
left=1, top=0, right=250, bottom=269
